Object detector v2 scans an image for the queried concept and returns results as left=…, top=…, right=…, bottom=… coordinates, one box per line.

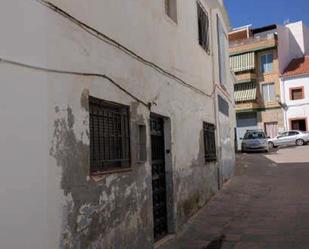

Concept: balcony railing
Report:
left=229, top=33, right=277, bottom=49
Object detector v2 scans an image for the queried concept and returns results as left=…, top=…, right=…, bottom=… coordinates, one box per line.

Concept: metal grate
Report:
left=89, top=96, right=130, bottom=173
left=197, top=1, right=210, bottom=52
left=150, top=115, right=168, bottom=242
left=203, top=122, right=217, bottom=163
left=218, top=95, right=229, bottom=117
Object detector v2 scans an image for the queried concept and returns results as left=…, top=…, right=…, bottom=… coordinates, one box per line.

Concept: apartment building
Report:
left=229, top=25, right=284, bottom=149
left=0, top=0, right=235, bottom=248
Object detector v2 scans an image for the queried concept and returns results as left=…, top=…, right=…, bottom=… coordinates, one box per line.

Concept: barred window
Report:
left=203, top=122, right=217, bottom=163
left=218, top=95, right=229, bottom=117
left=89, top=96, right=130, bottom=174
left=197, top=2, right=210, bottom=52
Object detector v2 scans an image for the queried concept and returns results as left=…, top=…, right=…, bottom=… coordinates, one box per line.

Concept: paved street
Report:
left=159, top=145, right=309, bottom=249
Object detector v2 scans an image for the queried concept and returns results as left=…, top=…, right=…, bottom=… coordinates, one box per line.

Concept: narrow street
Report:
left=160, top=146, right=309, bottom=249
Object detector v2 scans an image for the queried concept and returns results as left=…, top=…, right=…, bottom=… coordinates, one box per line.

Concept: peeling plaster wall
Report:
left=0, top=0, right=235, bottom=248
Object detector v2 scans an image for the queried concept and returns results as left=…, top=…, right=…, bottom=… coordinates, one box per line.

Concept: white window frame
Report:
left=260, top=53, right=273, bottom=73
left=262, top=83, right=276, bottom=102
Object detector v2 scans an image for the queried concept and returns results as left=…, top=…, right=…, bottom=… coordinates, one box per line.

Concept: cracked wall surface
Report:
left=0, top=0, right=235, bottom=248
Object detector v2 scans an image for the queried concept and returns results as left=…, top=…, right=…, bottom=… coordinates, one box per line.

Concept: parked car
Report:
left=268, top=130, right=309, bottom=148
left=241, top=130, right=269, bottom=152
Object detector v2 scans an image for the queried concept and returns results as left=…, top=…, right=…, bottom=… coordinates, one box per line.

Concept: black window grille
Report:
left=203, top=122, right=217, bottom=163
left=218, top=95, right=229, bottom=117
left=89, top=96, right=130, bottom=174
left=197, top=1, right=210, bottom=52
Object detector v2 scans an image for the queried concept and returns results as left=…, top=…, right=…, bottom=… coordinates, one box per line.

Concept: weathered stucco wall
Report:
left=0, top=0, right=235, bottom=248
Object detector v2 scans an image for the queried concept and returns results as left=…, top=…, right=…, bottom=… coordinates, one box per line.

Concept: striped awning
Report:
left=230, top=52, right=255, bottom=72
left=234, top=82, right=257, bottom=102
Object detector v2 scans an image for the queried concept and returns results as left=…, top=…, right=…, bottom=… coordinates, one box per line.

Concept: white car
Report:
left=268, top=130, right=309, bottom=148
left=241, top=130, right=269, bottom=152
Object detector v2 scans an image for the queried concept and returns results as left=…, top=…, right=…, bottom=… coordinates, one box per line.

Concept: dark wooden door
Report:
left=150, top=115, right=168, bottom=242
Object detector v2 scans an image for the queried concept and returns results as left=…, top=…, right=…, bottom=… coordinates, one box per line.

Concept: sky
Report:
left=225, top=0, right=309, bottom=29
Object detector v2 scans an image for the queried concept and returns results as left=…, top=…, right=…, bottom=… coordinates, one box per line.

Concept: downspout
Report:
left=210, top=8, right=222, bottom=190
left=281, top=77, right=289, bottom=130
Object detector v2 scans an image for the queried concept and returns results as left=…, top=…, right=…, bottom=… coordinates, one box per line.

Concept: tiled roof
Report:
left=234, top=82, right=257, bottom=102
left=283, top=56, right=309, bottom=77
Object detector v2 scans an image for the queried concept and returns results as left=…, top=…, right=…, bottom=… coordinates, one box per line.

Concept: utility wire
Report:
left=0, top=57, right=150, bottom=108
left=35, top=0, right=217, bottom=98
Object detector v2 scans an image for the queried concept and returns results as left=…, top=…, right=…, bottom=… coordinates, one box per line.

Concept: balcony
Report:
left=235, top=72, right=257, bottom=83
left=236, top=102, right=260, bottom=112
left=229, top=33, right=277, bottom=55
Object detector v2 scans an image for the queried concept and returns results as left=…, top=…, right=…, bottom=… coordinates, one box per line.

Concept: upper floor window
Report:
left=197, top=2, right=210, bottom=52
left=290, top=87, right=304, bottom=100
left=260, top=53, right=273, bottom=73
left=262, top=83, right=275, bottom=102
left=89, top=96, right=130, bottom=174
left=165, top=0, right=177, bottom=23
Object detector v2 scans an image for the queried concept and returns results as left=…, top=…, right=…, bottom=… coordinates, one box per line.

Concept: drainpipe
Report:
left=280, top=77, right=288, bottom=130
left=210, top=8, right=222, bottom=190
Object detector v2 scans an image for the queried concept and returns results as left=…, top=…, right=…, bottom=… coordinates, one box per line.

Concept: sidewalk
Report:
left=159, top=149, right=309, bottom=249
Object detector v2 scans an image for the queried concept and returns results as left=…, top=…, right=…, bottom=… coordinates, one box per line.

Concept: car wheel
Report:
left=268, top=142, right=274, bottom=149
left=296, top=139, right=304, bottom=146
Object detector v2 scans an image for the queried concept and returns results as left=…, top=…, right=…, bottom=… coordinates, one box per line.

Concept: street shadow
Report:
left=203, top=234, right=225, bottom=249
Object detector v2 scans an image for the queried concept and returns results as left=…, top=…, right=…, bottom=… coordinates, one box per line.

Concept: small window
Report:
left=203, top=122, right=217, bottom=163
left=197, top=2, right=210, bottom=52
left=260, top=53, right=273, bottom=73
left=165, top=0, right=177, bottom=23
left=89, top=96, right=130, bottom=174
left=290, top=87, right=304, bottom=100
left=137, top=124, right=147, bottom=162
left=218, top=95, right=229, bottom=117
left=262, top=83, right=275, bottom=102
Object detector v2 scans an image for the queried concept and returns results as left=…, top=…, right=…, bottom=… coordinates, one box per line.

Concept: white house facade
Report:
left=0, top=0, right=235, bottom=249
left=280, top=57, right=309, bottom=132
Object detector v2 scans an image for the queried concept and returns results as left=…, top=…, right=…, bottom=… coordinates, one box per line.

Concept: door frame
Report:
left=150, top=113, right=175, bottom=243
left=264, top=121, right=278, bottom=138
left=289, top=117, right=308, bottom=132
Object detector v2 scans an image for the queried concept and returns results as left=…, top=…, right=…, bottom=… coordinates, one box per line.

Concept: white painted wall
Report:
left=278, top=21, right=309, bottom=74
left=281, top=75, right=309, bottom=130
left=0, top=0, right=234, bottom=248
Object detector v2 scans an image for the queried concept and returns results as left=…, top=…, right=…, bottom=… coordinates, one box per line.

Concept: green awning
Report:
left=234, top=82, right=257, bottom=102
left=230, top=52, right=255, bottom=72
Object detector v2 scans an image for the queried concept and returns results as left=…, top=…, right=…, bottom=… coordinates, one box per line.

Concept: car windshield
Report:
left=244, top=132, right=266, bottom=140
